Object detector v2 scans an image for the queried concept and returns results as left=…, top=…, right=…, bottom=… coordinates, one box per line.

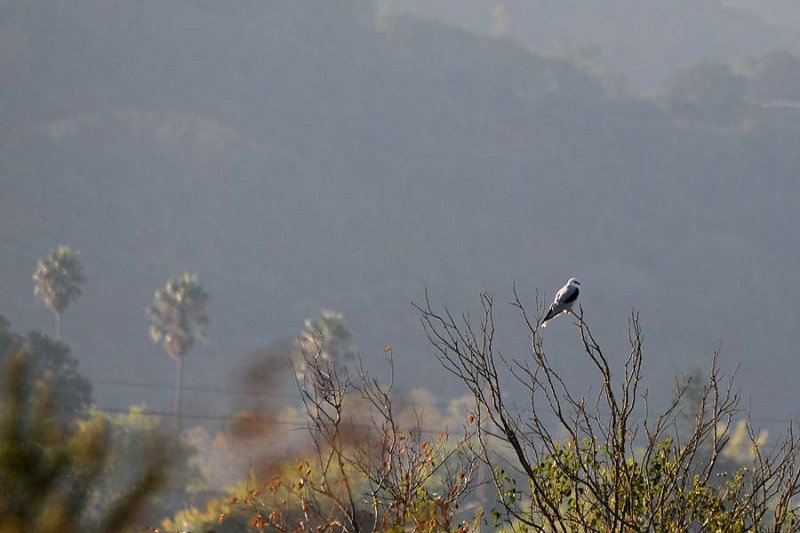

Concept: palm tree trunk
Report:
left=55, top=312, right=62, bottom=340
left=174, top=356, right=183, bottom=433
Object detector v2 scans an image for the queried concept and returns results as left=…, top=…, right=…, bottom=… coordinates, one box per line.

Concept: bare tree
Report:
left=240, top=337, right=480, bottom=533
left=417, top=287, right=800, bottom=532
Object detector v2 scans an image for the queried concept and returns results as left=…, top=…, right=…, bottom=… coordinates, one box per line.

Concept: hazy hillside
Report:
left=391, top=0, right=800, bottom=91
left=1, top=0, right=799, bottom=425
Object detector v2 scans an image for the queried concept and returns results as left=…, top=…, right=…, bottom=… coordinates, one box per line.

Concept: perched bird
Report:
left=541, top=278, right=581, bottom=327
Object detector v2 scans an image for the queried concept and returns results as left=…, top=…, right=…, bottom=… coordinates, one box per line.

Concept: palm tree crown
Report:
left=33, top=245, right=86, bottom=339
left=147, top=272, right=209, bottom=360
left=293, top=309, right=356, bottom=379
left=298, top=309, right=356, bottom=363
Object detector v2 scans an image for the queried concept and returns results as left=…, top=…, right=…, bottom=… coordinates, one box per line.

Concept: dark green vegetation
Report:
left=0, top=318, right=91, bottom=422
left=0, top=338, right=167, bottom=532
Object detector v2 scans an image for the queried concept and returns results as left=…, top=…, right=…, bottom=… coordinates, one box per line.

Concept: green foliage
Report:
left=147, top=272, right=209, bottom=360
left=0, top=320, right=91, bottom=423
left=491, top=435, right=759, bottom=532
left=32, top=245, right=85, bottom=338
left=78, top=406, right=203, bottom=528
left=0, top=349, right=166, bottom=532
left=162, top=481, right=266, bottom=533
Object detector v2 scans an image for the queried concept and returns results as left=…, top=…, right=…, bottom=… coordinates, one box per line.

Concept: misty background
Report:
left=2, top=0, right=800, bottom=433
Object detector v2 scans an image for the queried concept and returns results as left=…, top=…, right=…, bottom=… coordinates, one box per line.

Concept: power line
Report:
left=91, top=377, right=293, bottom=398
left=98, top=405, right=302, bottom=426
left=90, top=372, right=800, bottom=453
left=94, top=405, right=459, bottom=435
left=89, top=376, right=473, bottom=408
left=88, top=380, right=800, bottom=428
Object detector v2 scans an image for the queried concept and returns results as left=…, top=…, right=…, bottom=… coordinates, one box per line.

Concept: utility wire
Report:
left=90, top=378, right=799, bottom=427
left=94, top=405, right=460, bottom=435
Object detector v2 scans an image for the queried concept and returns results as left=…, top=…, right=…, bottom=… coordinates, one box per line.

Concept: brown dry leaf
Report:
left=250, top=515, right=267, bottom=528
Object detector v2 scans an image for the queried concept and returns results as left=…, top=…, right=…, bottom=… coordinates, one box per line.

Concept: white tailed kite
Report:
left=541, top=278, right=581, bottom=327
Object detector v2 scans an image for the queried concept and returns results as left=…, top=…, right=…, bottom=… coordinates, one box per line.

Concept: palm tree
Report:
left=298, top=309, right=356, bottom=363
left=293, top=309, right=356, bottom=379
left=146, top=272, right=209, bottom=431
left=33, top=245, right=86, bottom=340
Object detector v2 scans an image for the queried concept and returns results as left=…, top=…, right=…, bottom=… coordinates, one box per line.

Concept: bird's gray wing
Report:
left=542, top=284, right=580, bottom=325
left=553, top=284, right=578, bottom=305
left=547, top=286, right=578, bottom=314
left=561, top=285, right=579, bottom=304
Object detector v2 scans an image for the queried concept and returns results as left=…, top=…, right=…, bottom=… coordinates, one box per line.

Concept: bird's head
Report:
left=567, top=278, right=581, bottom=286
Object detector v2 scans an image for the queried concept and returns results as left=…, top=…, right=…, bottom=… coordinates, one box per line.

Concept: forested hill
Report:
left=1, top=0, right=799, bottom=420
